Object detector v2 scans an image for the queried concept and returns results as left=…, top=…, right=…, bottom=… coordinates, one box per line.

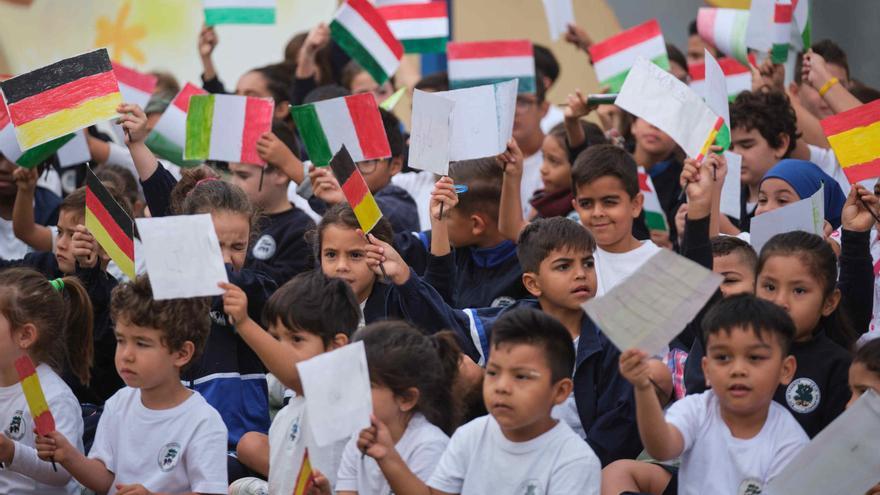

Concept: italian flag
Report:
left=792, top=0, right=811, bottom=49
left=588, top=20, right=669, bottom=93
left=184, top=94, right=274, bottom=166
left=697, top=8, right=750, bottom=66
left=376, top=1, right=448, bottom=54
left=0, top=95, right=73, bottom=168
left=689, top=54, right=756, bottom=102
left=447, top=39, right=535, bottom=93
left=145, top=83, right=207, bottom=167
left=330, top=0, right=403, bottom=85
left=638, top=169, right=668, bottom=232
left=203, top=0, right=276, bottom=25
left=290, top=92, right=390, bottom=167
left=771, top=0, right=793, bottom=64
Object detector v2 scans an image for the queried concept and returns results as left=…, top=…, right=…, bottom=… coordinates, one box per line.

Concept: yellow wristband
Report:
left=819, top=77, right=839, bottom=97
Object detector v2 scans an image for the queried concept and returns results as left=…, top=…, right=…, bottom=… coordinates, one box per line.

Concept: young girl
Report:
left=336, top=320, right=458, bottom=495
left=0, top=268, right=93, bottom=494
left=756, top=159, right=847, bottom=230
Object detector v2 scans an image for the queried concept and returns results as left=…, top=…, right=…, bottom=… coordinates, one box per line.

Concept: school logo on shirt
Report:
left=491, top=296, right=516, bottom=308
left=517, top=480, right=542, bottom=495
left=785, top=377, right=821, bottom=413
left=738, top=478, right=763, bottom=495
left=288, top=414, right=301, bottom=442
left=158, top=442, right=182, bottom=472
left=252, top=234, right=277, bottom=260
left=6, top=410, right=26, bottom=440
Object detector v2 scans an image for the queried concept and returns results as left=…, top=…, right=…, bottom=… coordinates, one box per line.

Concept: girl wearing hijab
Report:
left=756, top=159, right=848, bottom=230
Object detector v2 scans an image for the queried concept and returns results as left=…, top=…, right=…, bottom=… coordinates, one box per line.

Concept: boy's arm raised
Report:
left=12, top=167, right=53, bottom=252
left=497, top=139, right=528, bottom=242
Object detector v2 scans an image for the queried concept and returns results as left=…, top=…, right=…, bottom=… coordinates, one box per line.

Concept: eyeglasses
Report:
left=516, top=98, right=539, bottom=110
left=357, top=160, right=381, bottom=175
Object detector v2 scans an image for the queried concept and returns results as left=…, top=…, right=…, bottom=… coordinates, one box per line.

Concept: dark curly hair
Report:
left=730, top=90, right=800, bottom=158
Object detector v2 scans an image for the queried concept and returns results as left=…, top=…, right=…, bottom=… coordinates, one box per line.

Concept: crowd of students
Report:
left=1, top=10, right=879, bottom=495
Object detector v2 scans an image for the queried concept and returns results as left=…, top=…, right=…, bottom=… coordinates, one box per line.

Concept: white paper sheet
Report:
left=296, top=341, right=372, bottom=447
left=765, top=390, right=880, bottom=495
left=542, top=0, right=575, bottom=41
left=57, top=130, right=91, bottom=168
left=704, top=50, right=730, bottom=128
left=582, top=249, right=722, bottom=356
left=746, top=0, right=775, bottom=52
left=135, top=213, right=228, bottom=300
left=749, top=184, right=825, bottom=253
left=720, top=151, right=742, bottom=220
left=437, top=79, right=518, bottom=161
left=408, top=89, right=454, bottom=175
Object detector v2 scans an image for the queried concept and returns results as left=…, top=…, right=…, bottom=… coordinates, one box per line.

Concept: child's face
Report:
left=229, top=163, right=283, bottom=210
left=54, top=209, right=83, bottom=274
left=0, top=159, right=15, bottom=198
left=847, top=361, right=880, bottom=409
left=370, top=382, right=417, bottom=430
left=350, top=71, right=394, bottom=104
left=755, top=178, right=800, bottom=216
left=513, top=94, right=546, bottom=146
left=631, top=118, right=677, bottom=158
left=524, top=247, right=596, bottom=312
left=269, top=321, right=328, bottom=365
left=573, top=177, right=642, bottom=252
left=484, top=342, right=571, bottom=442
left=0, top=313, right=22, bottom=378
left=114, top=319, right=191, bottom=391
left=702, top=326, right=795, bottom=419
left=357, top=158, right=397, bottom=194
left=713, top=253, right=756, bottom=298
left=539, top=135, right=571, bottom=194
left=730, top=127, right=787, bottom=188
left=320, top=225, right=374, bottom=303
left=756, top=254, right=839, bottom=341
left=444, top=208, right=479, bottom=248
left=211, top=211, right=250, bottom=270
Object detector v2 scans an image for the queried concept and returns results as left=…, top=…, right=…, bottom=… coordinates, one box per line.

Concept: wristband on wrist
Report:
left=819, top=77, right=839, bottom=97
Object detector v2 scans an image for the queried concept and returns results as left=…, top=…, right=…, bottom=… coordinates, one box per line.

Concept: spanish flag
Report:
left=14, top=355, right=55, bottom=436
left=0, top=49, right=122, bottom=150
left=330, top=145, right=384, bottom=233
left=821, top=99, right=880, bottom=183
left=86, top=166, right=135, bottom=280
left=293, top=448, right=315, bottom=495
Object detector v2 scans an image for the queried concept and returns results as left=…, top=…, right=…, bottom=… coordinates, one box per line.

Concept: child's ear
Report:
left=173, top=341, right=196, bottom=368
left=522, top=272, right=542, bottom=298
left=822, top=288, right=842, bottom=317
left=389, top=156, right=404, bottom=176
left=396, top=387, right=420, bottom=412
left=14, top=322, right=38, bottom=350
left=779, top=354, right=797, bottom=386
left=470, top=214, right=487, bottom=237
left=773, top=133, right=791, bottom=159
left=631, top=192, right=645, bottom=218
left=552, top=377, right=574, bottom=406
left=329, top=333, right=350, bottom=350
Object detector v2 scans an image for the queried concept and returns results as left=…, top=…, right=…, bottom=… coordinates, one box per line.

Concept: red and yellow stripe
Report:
left=695, top=117, right=725, bottom=162
left=821, top=99, right=880, bottom=183
left=86, top=167, right=135, bottom=279
left=14, top=356, right=56, bottom=436
left=293, top=448, right=315, bottom=495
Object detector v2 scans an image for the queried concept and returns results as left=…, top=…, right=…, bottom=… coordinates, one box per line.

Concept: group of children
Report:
left=1, top=9, right=879, bottom=495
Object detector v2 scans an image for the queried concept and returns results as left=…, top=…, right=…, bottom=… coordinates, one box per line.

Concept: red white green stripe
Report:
left=184, top=94, right=273, bottom=166
left=377, top=1, right=448, bottom=54
left=145, top=82, right=206, bottom=166
left=447, top=40, right=535, bottom=93
left=290, top=92, right=390, bottom=167
left=639, top=169, right=668, bottom=232
left=771, top=0, right=793, bottom=63
left=689, top=54, right=756, bottom=102
left=330, top=0, right=403, bottom=85
left=588, top=20, right=669, bottom=93
left=203, top=0, right=275, bottom=25
left=697, top=7, right=750, bottom=66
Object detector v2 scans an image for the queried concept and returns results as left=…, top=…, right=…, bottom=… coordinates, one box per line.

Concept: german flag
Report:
left=821, top=99, right=880, bottom=183
left=330, top=145, right=383, bottom=233
left=86, top=166, right=135, bottom=280
left=0, top=49, right=121, bottom=150
left=293, top=448, right=315, bottom=495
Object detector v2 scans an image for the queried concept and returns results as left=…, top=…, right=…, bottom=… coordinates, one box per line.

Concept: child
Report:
left=848, top=339, right=880, bottom=494
left=341, top=60, right=395, bottom=105
left=372, top=308, right=601, bottom=494
left=341, top=321, right=458, bottom=494
left=0, top=158, right=60, bottom=259
left=513, top=75, right=550, bottom=218
left=0, top=268, right=92, bottom=494
left=36, top=275, right=228, bottom=494
left=531, top=122, right=604, bottom=219
left=620, top=295, right=808, bottom=494
left=756, top=159, right=847, bottom=230
left=711, top=236, right=758, bottom=298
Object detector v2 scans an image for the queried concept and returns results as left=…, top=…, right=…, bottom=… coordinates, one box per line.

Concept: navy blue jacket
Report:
left=247, top=206, right=316, bottom=287
left=373, top=184, right=420, bottom=234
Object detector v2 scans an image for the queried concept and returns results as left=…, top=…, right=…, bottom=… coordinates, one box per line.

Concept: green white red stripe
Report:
left=290, top=92, right=390, bottom=167
left=0, top=96, right=73, bottom=168
left=588, top=20, right=669, bottom=93
left=447, top=39, right=535, bottom=93
left=330, top=0, right=403, bottom=85
left=184, top=94, right=274, bottom=166
left=689, top=54, right=756, bottom=102
left=203, top=0, right=276, bottom=25
left=792, top=0, right=811, bottom=49
left=639, top=169, right=668, bottom=232
left=145, top=83, right=206, bottom=166
left=697, top=7, right=750, bottom=66
left=376, top=1, right=448, bottom=54
left=771, top=0, right=793, bottom=63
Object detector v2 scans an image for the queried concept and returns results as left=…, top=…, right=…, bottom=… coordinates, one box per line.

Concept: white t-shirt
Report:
left=269, top=397, right=348, bottom=493
left=521, top=151, right=544, bottom=219
left=0, top=364, right=83, bottom=495
left=428, top=415, right=600, bottom=495
left=540, top=105, right=565, bottom=134
left=552, top=338, right=585, bottom=439
left=89, top=387, right=228, bottom=495
left=594, top=241, right=662, bottom=296
left=336, top=413, right=448, bottom=494
left=392, top=170, right=437, bottom=232
left=665, top=390, right=808, bottom=495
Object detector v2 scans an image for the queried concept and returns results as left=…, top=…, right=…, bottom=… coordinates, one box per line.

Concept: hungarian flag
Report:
left=689, top=54, right=756, bottom=102
left=588, top=19, right=669, bottom=93
left=86, top=166, right=135, bottom=280
left=447, top=39, right=535, bottom=93
left=0, top=96, right=74, bottom=168
left=330, top=146, right=383, bottom=233
left=697, top=8, right=750, bottom=66
left=330, top=0, right=403, bottom=85
left=0, top=49, right=121, bottom=150
left=184, top=94, right=274, bottom=166
left=821, top=99, right=880, bottom=183
left=15, top=355, right=55, bottom=436
left=145, top=83, right=207, bottom=167
left=203, top=0, right=276, bottom=25
left=639, top=169, right=668, bottom=232
left=293, top=448, right=315, bottom=495
left=291, top=92, right=389, bottom=167
left=771, top=0, right=793, bottom=64
left=376, top=1, right=448, bottom=54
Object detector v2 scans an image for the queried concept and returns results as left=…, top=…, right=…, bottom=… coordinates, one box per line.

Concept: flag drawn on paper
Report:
left=697, top=8, right=750, bottom=66
left=689, top=54, right=756, bottom=102
left=14, top=355, right=55, bottom=436
left=290, top=92, right=389, bottom=167
left=771, top=0, right=793, bottom=63
left=447, top=39, right=535, bottom=93
left=588, top=19, right=669, bottom=93
left=376, top=1, right=448, bottom=54
left=820, top=99, right=880, bottom=184
left=330, top=146, right=383, bottom=233
left=0, top=96, right=74, bottom=168
left=791, top=0, right=811, bottom=49
left=112, top=62, right=157, bottom=107
left=184, top=94, right=273, bottom=166
left=639, top=169, right=668, bottom=232
left=145, top=82, right=207, bottom=167
left=331, top=0, right=403, bottom=85
left=0, top=48, right=122, bottom=151
left=203, top=0, right=276, bottom=25
left=293, top=448, right=315, bottom=495
left=86, top=166, right=135, bottom=280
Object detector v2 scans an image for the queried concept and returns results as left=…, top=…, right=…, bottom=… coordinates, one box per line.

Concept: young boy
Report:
left=514, top=74, right=550, bottom=218
left=374, top=308, right=601, bottom=494
left=711, top=236, right=757, bottom=298
left=620, top=295, right=808, bottom=494
left=0, top=158, right=60, bottom=258
left=36, top=276, right=228, bottom=495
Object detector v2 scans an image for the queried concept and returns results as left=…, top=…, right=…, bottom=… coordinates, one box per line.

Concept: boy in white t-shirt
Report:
left=36, top=276, right=228, bottom=495
left=374, top=308, right=601, bottom=495
left=620, top=295, right=809, bottom=495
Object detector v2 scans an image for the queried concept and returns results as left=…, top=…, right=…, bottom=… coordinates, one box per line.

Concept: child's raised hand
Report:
left=841, top=184, right=879, bottom=232
left=116, top=103, right=149, bottom=145
left=310, top=166, right=346, bottom=206
left=115, top=484, right=152, bottom=495
left=257, top=132, right=298, bottom=170
left=496, top=138, right=524, bottom=177
left=619, top=349, right=652, bottom=391
left=563, top=89, right=594, bottom=120
left=563, top=23, right=593, bottom=53
left=219, top=282, right=250, bottom=326
left=750, top=58, right=785, bottom=93
left=430, top=176, right=458, bottom=220
left=12, top=167, right=38, bottom=194
left=72, top=225, right=99, bottom=269
left=306, top=469, right=333, bottom=495
left=34, top=430, right=75, bottom=464
left=198, top=25, right=218, bottom=58
left=357, top=415, right=395, bottom=461
left=801, top=50, right=835, bottom=93
left=361, top=232, right=410, bottom=285
left=303, top=23, right=330, bottom=56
